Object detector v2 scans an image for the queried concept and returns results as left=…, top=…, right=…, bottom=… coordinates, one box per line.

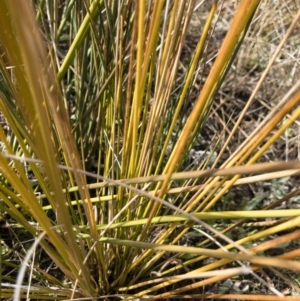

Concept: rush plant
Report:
left=1, top=1, right=300, bottom=300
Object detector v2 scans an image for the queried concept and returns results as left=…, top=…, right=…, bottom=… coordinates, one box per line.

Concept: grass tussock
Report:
left=0, top=0, right=300, bottom=300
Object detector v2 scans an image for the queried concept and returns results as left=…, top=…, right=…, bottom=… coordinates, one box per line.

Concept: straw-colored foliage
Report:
left=0, top=0, right=300, bottom=300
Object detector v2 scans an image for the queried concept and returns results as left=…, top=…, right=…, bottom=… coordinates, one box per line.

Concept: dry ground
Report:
left=178, top=0, right=300, bottom=208
left=176, top=0, right=300, bottom=296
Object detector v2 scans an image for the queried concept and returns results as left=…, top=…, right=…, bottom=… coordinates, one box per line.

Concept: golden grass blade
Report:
left=101, top=237, right=300, bottom=271
left=0, top=1, right=97, bottom=295
left=160, top=0, right=261, bottom=196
